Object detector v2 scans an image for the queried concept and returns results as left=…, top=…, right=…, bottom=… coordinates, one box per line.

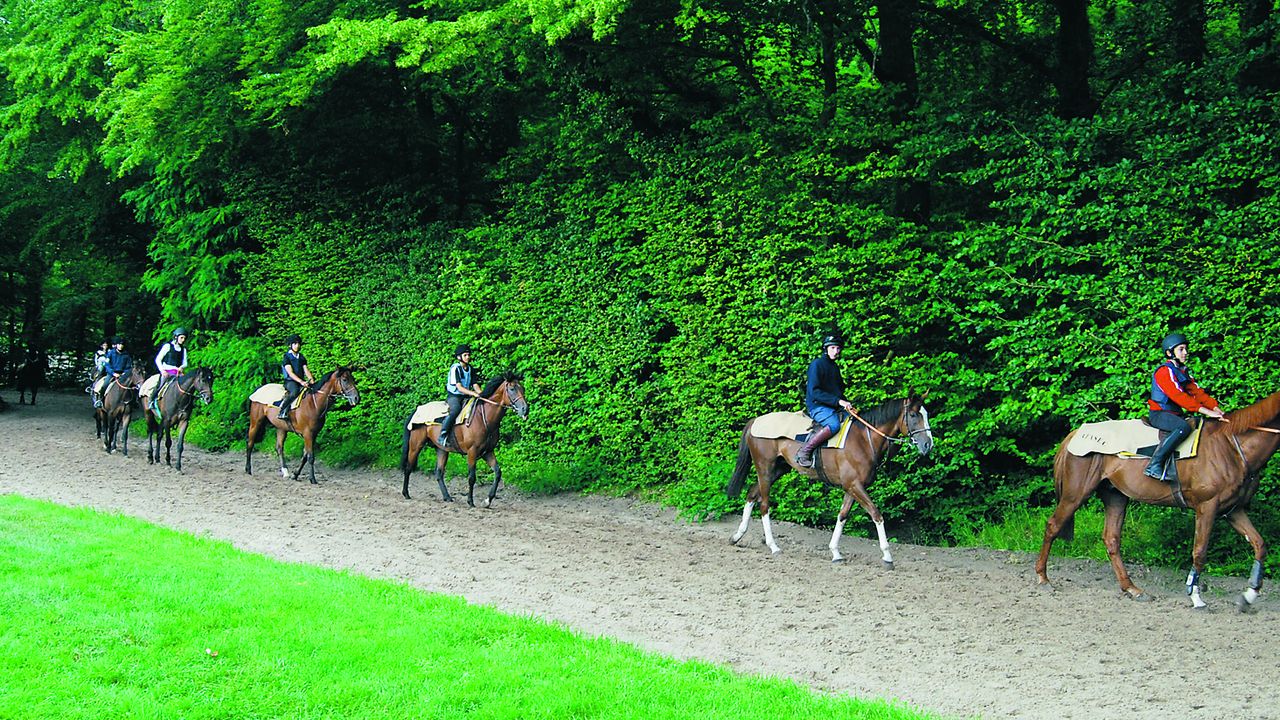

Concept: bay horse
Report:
left=726, top=393, right=934, bottom=566
left=141, top=368, right=215, bottom=472
left=244, top=366, right=360, bottom=484
left=1037, top=391, right=1280, bottom=611
left=96, top=365, right=146, bottom=455
left=400, top=372, right=529, bottom=506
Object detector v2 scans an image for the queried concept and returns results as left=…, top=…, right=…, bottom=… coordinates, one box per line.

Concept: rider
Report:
left=94, top=336, right=133, bottom=408
left=277, top=334, right=314, bottom=421
left=154, top=327, right=189, bottom=401
left=795, top=334, right=856, bottom=468
left=87, top=338, right=110, bottom=396
left=1145, top=332, right=1227, bottom=480
left=438, top=344, right=482, bottom=448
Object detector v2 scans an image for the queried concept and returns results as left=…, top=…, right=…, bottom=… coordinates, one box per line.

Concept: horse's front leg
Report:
left=1227, top=509, right=1267, bottom=612
left=1186, top=501, right=1220, bottom=609
left=481, top=451, right=501, bottom=508
left=845, top=481, right=893, bottom=569
left=465, top=456, right=479, bottom=508
left=174, top=419, right=190, bottom=473
left=434, top=449, right=453, bottom=502
left=828, top=495, right=857, bottom=563
left=304, top=434, right=317, bottom=484
left=274, top=428, right=289, bottom=479
left=120, top=413, right=131, bottom=457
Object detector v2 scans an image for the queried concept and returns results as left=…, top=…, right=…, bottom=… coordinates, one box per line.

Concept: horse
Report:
left=400, top=372, right=529, bottom=506
left=1036, top=392, right=1280, bottom=611
left=725, top=392, right=934, bottom=566
left=244, top=366, right=360, bottom=484
left=96, top=366, right=146, bottom=455
left=140, top=368, right=215, bottom=472
left=16, top=356, right=45, bottom=405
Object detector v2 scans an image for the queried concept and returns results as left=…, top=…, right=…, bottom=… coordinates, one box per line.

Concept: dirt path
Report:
left=2, top=392, right=1278, bottom=720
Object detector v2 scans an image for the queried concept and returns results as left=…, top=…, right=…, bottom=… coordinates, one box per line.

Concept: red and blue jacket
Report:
left=1148, top=360, right=1218, bottom=414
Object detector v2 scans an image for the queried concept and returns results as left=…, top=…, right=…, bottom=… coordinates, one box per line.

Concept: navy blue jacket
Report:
left=105, top=349, right=133, bottom=376
left=805, top=355, right=845, bottom=414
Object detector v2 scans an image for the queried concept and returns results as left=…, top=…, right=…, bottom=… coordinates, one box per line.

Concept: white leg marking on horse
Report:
left=762, top=514, right=781, bottom=555
left=731, top=502, right=753, bottom=544
left=1190, top=583, right=1207, bottom=609
left=829, top=519, right=846, bottom=562
left=875, top=520, right=893, bottom=565
left=1242, top=587, right=1259, bottom=605
left=280, top=467, right=289, bottom=479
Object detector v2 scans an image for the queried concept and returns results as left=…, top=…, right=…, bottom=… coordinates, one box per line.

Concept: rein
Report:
left=848, top=399, right=932, bottom=445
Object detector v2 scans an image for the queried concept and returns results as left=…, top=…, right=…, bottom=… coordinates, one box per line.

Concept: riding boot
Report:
left=794, top=426, right=836, bottom=468
left=278, top=394, right=294, bottom=421
left=1144, top=431, right=1185, bottom=481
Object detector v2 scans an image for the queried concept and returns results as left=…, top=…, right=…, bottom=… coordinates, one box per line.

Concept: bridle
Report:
left=848, top=399, right=932, bottom=445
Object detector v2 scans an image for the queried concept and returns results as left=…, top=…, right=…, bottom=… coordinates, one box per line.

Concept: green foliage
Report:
left=3, top=0, right=1280, bottom=575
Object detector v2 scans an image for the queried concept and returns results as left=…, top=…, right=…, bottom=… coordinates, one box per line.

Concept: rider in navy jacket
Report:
left=795, top=335, right=855, bottom=468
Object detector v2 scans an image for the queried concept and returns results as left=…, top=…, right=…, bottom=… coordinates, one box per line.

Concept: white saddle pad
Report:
left=1066, top=419, right=1201, bottom=459
left=406, top=397, right=476, bottom=429
left=748, top=411, right=851, bottom=449
left=249, top=383, right=305, bottom=410
left=138, top=374, right=161, bottom=400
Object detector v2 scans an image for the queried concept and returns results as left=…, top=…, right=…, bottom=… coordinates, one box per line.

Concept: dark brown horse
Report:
left=96, top=365, right=146, bottom=455
left=726, top=393, right=934, bottom=566
left=1037, top=392, right=1280, bottom=610
left=141, top=368, right=215, bottom=472
left=244, top=367, right=360, bottom=484
left=16, top=355, right=45, bottom=405
left=400, top=373, right=529, bottom=506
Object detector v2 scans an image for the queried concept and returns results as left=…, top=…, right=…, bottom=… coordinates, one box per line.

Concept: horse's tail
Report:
left=726, top=422, right=755, bottom=498
left=1050, top=435, right=1096, bottom=543
left=400, top=412, right=416, bottom=473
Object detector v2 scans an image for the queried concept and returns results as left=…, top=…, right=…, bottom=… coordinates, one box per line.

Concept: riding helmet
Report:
left=111, top=335, right=124, bottom=345
left=286, top=334, right=302, bottom=346
left=821, top=335, right=843, bottom=348
left=454, top=344, right=472, bottom=358
left=172, top=327, right=188, bottom=338
left=1161, top=332, right=1189, bottom=354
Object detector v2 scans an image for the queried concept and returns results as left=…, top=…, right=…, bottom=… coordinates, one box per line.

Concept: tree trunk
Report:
left=1052, top=0, right=1096, bottom=119
left=1170, top=0, right=1207, bottom=66
left=878, top=1, right=930, bottom=221
left=816, top=0, right=838, bottom=128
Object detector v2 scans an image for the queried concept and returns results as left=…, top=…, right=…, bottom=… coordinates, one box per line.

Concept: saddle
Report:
left=1066, top=418, right=1203, bottom=459
left=749, top=411, right=852, bottom=450
left=406, top=397, right=477, bottom=429
left=139, top=373, right=162, bottom=402
left=249, top=383, right=309, bottom=410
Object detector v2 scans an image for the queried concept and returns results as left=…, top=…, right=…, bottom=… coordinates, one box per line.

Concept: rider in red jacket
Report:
left=1145, top=332, right=1227, bottom=480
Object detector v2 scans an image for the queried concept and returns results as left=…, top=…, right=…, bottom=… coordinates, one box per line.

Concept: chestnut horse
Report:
left=96, top=365, right=146, bottom=455
left=244, top=367, right=360, bottom=484
left=726, top=393, right=934, bottom=566
left=1037, top=391, right=1280, bottom=610
left=400, top=373, right=529, bottom=506
left=141, top=368, right=215, bottom=472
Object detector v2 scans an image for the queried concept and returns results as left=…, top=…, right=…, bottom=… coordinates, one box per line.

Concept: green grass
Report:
left=0, top=495, right=947, bottom=720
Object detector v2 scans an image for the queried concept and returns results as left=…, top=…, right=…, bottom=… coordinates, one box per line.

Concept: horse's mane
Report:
left=1221, top=391, right=1280, bottom=432
left=313, top=370, right=335, bottom=388
left=859, top=397, right=905, bottom=426
left=480, top=371, right=521, bottom=399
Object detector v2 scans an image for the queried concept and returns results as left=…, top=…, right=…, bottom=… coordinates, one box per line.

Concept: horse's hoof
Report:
left=882, top=561, right=895, bottom=571
left=401, top=492, right=411, bottom=500
left=443, top=497, right=454, bottom=503
left=729, top=534, right=743, bottom=546
left=831, top=556, right=846, bottom=564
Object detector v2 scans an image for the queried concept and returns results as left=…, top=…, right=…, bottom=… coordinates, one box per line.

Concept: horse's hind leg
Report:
left=1036, top=451, right=1103, bottom=587
left=402, top=431, right=424, bottom=499
left=1226, top=509, right=1267, bottom=612
left=275, top=428, right=289, bottom=479
left=465, top=457, right=479, bottom=508
left=1098, top=487, right=1147, bottom=600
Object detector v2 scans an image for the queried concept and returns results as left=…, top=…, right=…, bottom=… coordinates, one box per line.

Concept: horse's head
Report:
left=191, top=367, right=215, bottom=404
left=333, top=366, right=360, bottom=406
left=503, top=372, right=529, bottom=419
left=902, top=391, right=934, bottom=456
left=127, top=366, right=147, bottom=388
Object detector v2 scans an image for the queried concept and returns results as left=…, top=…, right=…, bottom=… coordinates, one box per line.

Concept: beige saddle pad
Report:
left=1066, top=419, right=1202, bottom=459
left=92, top=376, right=109, bottom=394
left=406, top=397, right=477, bottom=429
left=138, top=374, right=161, bottom=400
left=749, top=412, right=852, bottom=450
left=249, top=383, right=306, bottom=410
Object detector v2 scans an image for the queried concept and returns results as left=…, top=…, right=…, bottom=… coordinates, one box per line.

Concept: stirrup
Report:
left=794, top=449, right=815, bottom=468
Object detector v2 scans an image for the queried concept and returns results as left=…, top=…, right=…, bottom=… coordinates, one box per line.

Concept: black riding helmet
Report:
left=1161, top=332, right=1189, bottom=356
left=287, top=334, right=302, bottom=346
left=454, top=344, right=472, bottom=358
left=821, top=335, right=843, bottom=348
left=111, top=336, right=124, bottom=345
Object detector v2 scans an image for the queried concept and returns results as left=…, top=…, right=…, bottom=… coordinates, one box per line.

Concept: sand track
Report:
left=2, top=392, right=1277, bottom=719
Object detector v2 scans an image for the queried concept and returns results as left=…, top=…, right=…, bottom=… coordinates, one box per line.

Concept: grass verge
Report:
left=0, top=494, right=947, bottom=720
